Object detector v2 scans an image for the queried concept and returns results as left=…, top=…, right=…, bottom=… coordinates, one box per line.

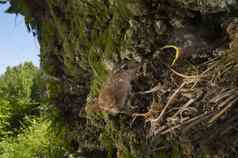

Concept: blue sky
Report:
left=0, top=3, right=40, bottom=74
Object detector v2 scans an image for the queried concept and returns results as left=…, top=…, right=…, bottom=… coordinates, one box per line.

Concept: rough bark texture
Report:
left=5, top=0, right=238, bottom=157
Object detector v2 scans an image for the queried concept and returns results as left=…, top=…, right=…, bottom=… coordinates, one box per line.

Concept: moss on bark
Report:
left=4, top=0, right=238, bottom=157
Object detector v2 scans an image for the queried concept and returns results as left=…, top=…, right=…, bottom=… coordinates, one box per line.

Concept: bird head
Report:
left=113, top=61, right=142, bottom=80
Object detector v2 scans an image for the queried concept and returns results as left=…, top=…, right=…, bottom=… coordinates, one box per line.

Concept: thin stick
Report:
left=182, top=113, right=213, bottom=134
left=168, top=66, right=205, bottom=79
left=160, top=113, right=209, bottom=135
left=151, top=82, right=186, bottom=123
left=201, top=62, right=218, bottom=75
left=218, top=95, right=236, bottom=108
left=210, top=88, right=234, bottom=103
left=172, top=98, right=195, bottom=118
left=209, top=98, right=238, bottom=124
left=138, top=83, right=161, bottom=94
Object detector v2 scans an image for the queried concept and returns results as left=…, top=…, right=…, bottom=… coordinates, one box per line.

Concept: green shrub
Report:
left=0, top=98, right=11, bottom=138
left=0, top=118, right=66, bottom=158
left=0, top=62, right=43, bottom=134
left=0, top=62, right=67, bottom=158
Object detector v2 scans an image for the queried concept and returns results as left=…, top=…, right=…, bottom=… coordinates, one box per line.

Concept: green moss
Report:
left=2, top=0, right=209, bottom=157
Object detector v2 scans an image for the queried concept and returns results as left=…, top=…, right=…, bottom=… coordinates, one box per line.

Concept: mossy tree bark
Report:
left=4, top=0, right=238, bottom=157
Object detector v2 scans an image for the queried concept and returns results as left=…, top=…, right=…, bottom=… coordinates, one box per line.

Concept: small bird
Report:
left=85, top=61, right=141, bottom=115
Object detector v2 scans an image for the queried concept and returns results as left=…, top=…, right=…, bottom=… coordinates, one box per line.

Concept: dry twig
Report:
left=151, top=82, right=186, bottom=123
left=209, top=97, right=238, bottom=124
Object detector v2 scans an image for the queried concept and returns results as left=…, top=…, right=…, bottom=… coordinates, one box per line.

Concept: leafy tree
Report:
left=0, top=62, right=41, bottom=134
left=0, top=99, right=11, bottom=138
left=0, top=62, right=67, bottom=157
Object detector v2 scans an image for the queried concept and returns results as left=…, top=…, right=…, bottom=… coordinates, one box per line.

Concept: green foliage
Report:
left=0, top=118, right=66, bottom=158
left=5, top=0, right=36, bottom=32
left=0, top=62, right=38, bottom=101
left=0, top=99, right=11, bottom=137
left=5, top=0, right=29, bottom=15
left=0, top=62, right=42, bottom=134
left=0, top=62, right=68, bottom=157
left=0, top=0, right=7, bottom=4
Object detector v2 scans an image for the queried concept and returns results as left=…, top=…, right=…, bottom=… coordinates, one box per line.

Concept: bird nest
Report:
left=131, top=47, right=238, bottom=149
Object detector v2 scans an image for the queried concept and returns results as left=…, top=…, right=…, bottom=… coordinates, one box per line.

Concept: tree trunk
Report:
left=6, top=0, right=238, bottom=157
